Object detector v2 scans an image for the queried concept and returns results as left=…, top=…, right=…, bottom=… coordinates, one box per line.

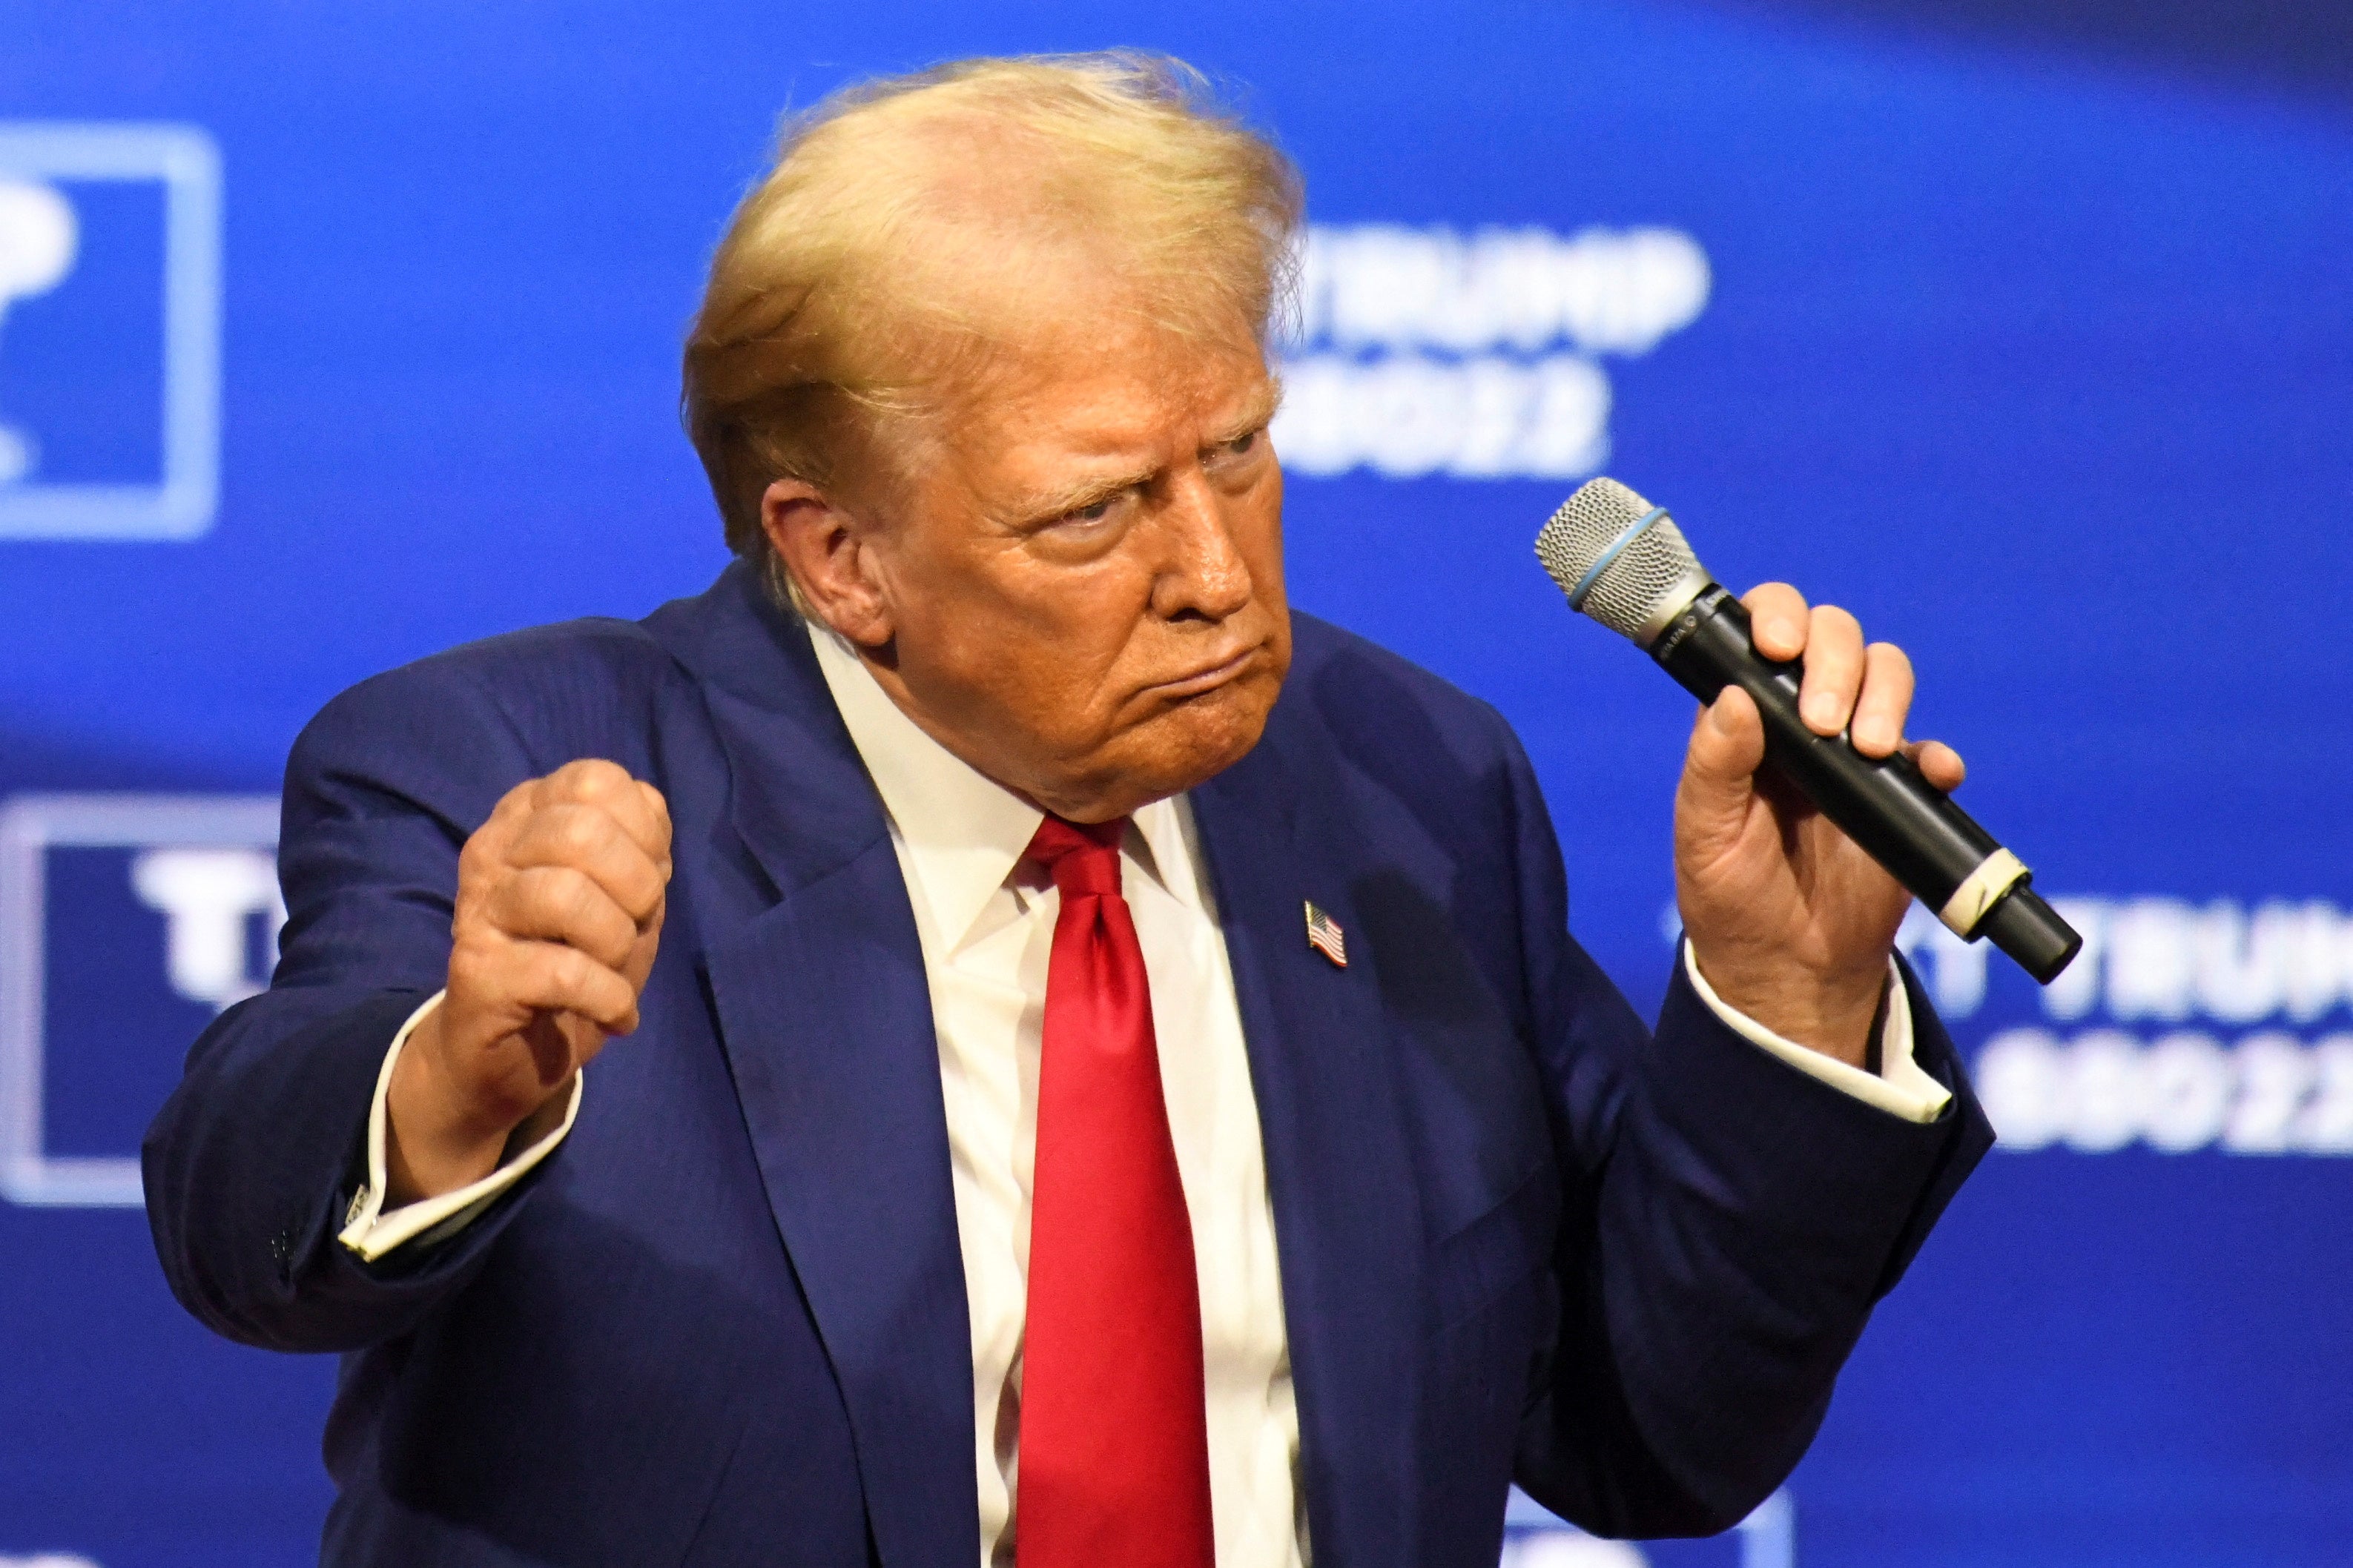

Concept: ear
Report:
left=761, top=478, right=896, bottom=648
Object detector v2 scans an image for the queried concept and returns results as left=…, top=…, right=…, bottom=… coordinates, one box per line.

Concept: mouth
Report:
left=1146, top=645, right=1260, bottom=701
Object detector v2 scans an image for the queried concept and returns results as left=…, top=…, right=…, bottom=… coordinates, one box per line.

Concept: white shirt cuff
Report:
left=336, top=990, right=583, bottom=1263
left=1682, top=941, right=1951, bottom=1124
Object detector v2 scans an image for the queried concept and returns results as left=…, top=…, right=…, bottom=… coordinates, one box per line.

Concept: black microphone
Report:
left=1534, top=477, right=2081, bottom=984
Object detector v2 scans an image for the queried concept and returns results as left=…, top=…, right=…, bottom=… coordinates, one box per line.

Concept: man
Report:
left=145, top=53, right=1990, bottom=1568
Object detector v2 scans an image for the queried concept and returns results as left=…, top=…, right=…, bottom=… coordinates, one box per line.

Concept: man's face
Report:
left=837, top=314, right=1292, bottom=822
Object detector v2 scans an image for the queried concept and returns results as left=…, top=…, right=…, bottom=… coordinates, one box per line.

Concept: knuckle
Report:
left=549, top=865, right=599, bottom=922
left=457, top=831, right=499, bottom=882
left=496, top=863, right=543, bottom=913
left=447, top=936, right=504, bottom=995
left=552, top=806, right=611, bottom=860
left=455, top=885, right=497, bottom=941
left=584, top=910, right=634, bottom=967
left=549, top=944, right=598, bottom=997
left=564, top=758, right=632, bottom=800
left=622, top=860, right=665, bottom=919
left=530, top=873, right=580, bottom=931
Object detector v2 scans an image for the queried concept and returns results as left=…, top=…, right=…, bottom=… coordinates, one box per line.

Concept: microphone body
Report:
left=1534, top=478, right=2081, bottom=985
left=1654, top=585, right=2077, bottom=982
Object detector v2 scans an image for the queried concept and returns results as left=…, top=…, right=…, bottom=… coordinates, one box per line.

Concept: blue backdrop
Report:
left=3, top=3, right=2349, bottom=1565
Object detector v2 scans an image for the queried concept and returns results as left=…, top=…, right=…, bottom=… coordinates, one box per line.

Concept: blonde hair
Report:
left=681, top=52, right=1303, bottom=572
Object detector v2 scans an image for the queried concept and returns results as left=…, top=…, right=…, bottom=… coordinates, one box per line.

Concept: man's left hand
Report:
left=1674, top=583, right=1967, bottom=1068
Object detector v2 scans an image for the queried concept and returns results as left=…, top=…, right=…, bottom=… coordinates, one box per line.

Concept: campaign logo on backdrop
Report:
left=1660, top=899, right=2353, bottom=1159
left=1965, top=899, right=2353, bottom=1158
left=1867, top=901, right=2353, bottom=1158
left=1272, top=224, right=1710, bottom=481
left=0, top=794, right=278, bottom=1208
left=0, top=124, right=220, bottom=540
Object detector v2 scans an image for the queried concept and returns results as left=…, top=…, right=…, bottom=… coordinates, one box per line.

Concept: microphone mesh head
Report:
left=1533, top=477, right=1710, bottom=642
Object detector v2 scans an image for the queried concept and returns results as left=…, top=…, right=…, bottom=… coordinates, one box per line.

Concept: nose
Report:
left=1149, top=469, right=1254, bottom=624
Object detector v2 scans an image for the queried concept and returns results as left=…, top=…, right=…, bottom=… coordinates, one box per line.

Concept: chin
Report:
left=1141, top=672, right=1281, bottom=794
left=1050, top=666, right=1284, bottom=821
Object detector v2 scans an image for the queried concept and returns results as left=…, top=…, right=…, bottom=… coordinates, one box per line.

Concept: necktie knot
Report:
left=1025, top=815, right=1127, bottom=899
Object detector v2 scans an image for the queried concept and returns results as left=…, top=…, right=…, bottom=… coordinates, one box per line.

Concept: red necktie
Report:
left=1016, top=815, right=1215, bottom=1568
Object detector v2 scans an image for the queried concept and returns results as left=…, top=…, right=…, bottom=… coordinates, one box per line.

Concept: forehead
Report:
left=984, top=328, right=1267, bottom=440
left=902, top=320, right=1270, bottom=523
left=942, top=271, right=1269, bottom=427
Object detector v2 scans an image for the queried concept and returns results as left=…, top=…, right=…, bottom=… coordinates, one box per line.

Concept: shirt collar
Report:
left=806, top=623, right=1201, bottom=950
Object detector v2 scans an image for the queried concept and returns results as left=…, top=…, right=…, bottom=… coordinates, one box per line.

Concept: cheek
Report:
left=1020, top=578, right=1156, bottom=705
left=1247, top=467, right=1288, bottom=598
left=900, top=549, right=1135, bottom=700
left=923, top=588, right=1163, bottom=772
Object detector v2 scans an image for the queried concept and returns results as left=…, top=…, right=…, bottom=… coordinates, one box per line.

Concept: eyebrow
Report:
left=1003, top=463, right=1162, bottom=531
left=1208, top=379, right=1282, bottom=446
left=1000, top=380, right=1283, bottom=530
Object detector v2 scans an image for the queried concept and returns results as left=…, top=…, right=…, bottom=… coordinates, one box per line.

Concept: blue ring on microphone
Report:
left=1566, top=506, right=1669, bottom=610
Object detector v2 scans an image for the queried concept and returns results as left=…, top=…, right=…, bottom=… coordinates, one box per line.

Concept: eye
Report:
left=1224, top=429, right=1260, bottom=457
left=1065, top=494, right=1118, bottom=524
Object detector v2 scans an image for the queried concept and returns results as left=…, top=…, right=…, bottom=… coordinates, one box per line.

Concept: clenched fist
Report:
left=386, top=760, right=672, bottom=1203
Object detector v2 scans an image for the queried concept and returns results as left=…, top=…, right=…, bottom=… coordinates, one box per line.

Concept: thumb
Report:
left=1679, top=686, right=1766, bottom=840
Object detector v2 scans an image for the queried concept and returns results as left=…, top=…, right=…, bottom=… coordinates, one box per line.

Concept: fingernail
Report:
left=1804, top=692, right=1841, bottom=727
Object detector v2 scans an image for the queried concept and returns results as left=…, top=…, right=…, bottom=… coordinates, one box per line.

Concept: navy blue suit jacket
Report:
left=145, top=561, right=1990, bottom=1567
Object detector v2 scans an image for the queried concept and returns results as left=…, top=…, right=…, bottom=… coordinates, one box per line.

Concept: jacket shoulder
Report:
left=1282, top=611, right=1525, bottom=784
left=289, top=615, right=696, bottom=808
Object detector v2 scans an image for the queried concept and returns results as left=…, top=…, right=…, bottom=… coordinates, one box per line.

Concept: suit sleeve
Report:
left=1497, top=723, right=1995, bottom=1538
left=1686, top=943, right=1949, bottom=1122
left=141, top=661, right=552, bottom=1354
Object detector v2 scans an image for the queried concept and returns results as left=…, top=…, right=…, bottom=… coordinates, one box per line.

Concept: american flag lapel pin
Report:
left=1304, top=901, right=1347, bottom=968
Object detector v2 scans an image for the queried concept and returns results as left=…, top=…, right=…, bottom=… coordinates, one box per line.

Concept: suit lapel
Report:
left=649, top=567, right=979, bottom=1568
left=1193, top=716, right=1423, bottom=1568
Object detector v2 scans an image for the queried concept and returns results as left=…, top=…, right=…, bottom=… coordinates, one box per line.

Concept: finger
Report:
left=534, top=1013, right=613, bottom=1079
left=447, top=930, right=641, bottom=1038
left=1682, top=686, right=1767, bottom=809
left=483, top=865, right=640, bottom=970
left=1795, top=603, right=1865, bottom=737
left=504, top=803, right=668, bottom=922
left=462, top=776, right=544, bottom=870
left=636, top=781, right=674, bottom=872
left=540, top=760, right=670, bottom=864
left=1849, top=641, right=1914, bottom=757
left=1907, top=738, right=1967, bottom=792
left=621, top=899, right=667, bottom=990
left=496, top=939, right=642, bottom=1036
left=1740, top=582, right=1810, bottom=661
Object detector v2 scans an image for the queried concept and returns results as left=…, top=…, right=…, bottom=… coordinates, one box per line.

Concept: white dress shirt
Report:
left=339, top=621, right=1950, bottom=1567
